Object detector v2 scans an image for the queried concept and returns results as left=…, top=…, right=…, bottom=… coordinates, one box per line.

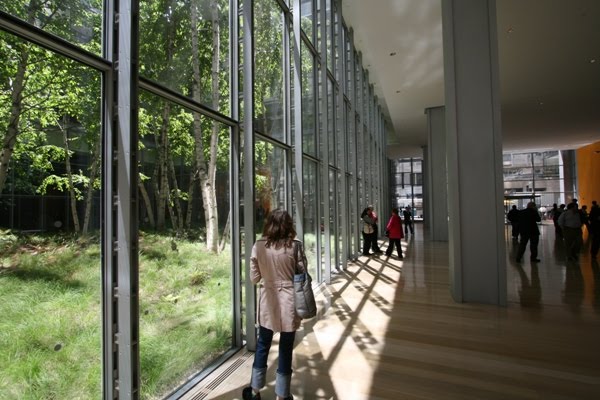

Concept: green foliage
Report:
left=0, top=30, right=101, bottom=209
left=37, top=171, right=91, bottom=200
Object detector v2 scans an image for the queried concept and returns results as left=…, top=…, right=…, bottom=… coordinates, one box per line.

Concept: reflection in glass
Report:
left=326, top=0, right=332, bottom=72
left=2, top=1, right=102, bottom=54
left=139, top=0, right=231, bottom=114
left=138, top=92, right=232, bottom=399
left=345, top=34, right=352, bottom=97
left=337, top=171, right=343, bottom=263
left=348, top=175, right=356, bottom=253
left=0, top=34, right=102, bottom=398
left=327, top=78, right=335, bottom=163
left=301, top=42, right=317, bottom=156
left=346, top=102, right=354, bottom=171
left=254, top=0, right=285, bottom=142
left=255, top=140, right=287, bottom=235
left=303, top=159, right=318, bottom=277
left=300, top=0, right=314, bottom=43
left=336, top=87, right=342, bottom=167
left=329, top=168, right=337, bottom=271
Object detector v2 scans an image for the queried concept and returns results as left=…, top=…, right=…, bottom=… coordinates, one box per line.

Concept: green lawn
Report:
left=0, top=231, right=233, bottom=400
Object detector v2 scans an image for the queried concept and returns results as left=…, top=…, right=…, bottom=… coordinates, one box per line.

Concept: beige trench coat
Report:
left=250, top=238, right=307, bottom=332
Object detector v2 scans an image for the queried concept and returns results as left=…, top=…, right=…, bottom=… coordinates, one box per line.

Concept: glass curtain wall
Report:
left=503, top=150, right=570, bottom=215
left=391, top=158, right=424, bottom=220
left=0, top=0, right=388, bottom=397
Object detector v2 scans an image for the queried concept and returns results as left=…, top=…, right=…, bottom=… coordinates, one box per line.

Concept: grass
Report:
left=0, top=230, right=233, bottom=400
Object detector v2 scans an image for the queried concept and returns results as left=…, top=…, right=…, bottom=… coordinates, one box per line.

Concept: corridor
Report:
left=183, top=223, right=600, bottom=400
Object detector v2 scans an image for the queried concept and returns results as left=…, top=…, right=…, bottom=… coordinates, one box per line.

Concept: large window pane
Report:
left=3, top=1, right=102, bottom=55
left=300, top=0, right=315, bottom=44
left=254, top=0, right=285, bottom=142
left=503, top=150, right=566, bottom=210
left=325, top=0, right=332, bottom=72
left=139, top=0, right=231, bottom=115
left=255, top=140, right=287, bottom=234
left=0, top=33, right=102, bottom=399
left=329, top=168, right=337, bottom=271
left=303, top=159, right=318, bottom=278
left=138, top=91, right=233, bottom=399
left=348, top=174, right=356, bottom=254
left=301, top=41, right=317, bottom=156
left=327, top=78, right=335, bottom=163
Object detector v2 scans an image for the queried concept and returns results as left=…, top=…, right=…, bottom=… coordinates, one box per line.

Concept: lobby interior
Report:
left=1, top=1, right=600, bottom=399
left=184, top=1, right=600, bottom=399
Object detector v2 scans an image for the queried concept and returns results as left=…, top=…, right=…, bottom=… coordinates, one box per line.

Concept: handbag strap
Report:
left=293, top=241, right=299, bottom=274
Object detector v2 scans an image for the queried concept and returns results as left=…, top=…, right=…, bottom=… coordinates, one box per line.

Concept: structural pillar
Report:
left=425, top=106, right=448, bottom=242
left=442, top=0, right=506, bottom=305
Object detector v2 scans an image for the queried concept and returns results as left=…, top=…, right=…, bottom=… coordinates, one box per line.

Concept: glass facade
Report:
left=503, top=150, right=575, bottom=216
left=391, top=158, right=423, bottom=220
left=0, top=0, right=388, bottom=398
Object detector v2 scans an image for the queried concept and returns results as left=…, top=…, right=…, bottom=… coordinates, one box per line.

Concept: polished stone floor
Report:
left=183, top=223, right=600, bottom=400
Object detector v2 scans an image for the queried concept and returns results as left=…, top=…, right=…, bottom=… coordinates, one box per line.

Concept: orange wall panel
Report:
left=576, top=141, right=600, bottom=206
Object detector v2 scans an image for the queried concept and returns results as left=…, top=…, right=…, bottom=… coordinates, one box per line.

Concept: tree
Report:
left=1, top=1, right=102, bottom=234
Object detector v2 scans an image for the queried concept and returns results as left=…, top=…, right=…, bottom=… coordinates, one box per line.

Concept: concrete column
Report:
left=425, top=106, right=448, bottom=242
left=442, top=0, right=507, bottom=305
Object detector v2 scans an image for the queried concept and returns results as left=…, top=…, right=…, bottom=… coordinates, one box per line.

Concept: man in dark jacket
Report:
left=507, top=205, right=520, bottom=240
left=516, top=202, right=541, bottom=263
left=402, top=206, right=414, bottom=235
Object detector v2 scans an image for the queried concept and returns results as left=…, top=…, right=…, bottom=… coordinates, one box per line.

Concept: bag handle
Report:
left=293, top=241, right=299, bottom=275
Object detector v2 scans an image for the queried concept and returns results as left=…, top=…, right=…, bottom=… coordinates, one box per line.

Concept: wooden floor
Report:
left=183, top=223, right=600, bottom=400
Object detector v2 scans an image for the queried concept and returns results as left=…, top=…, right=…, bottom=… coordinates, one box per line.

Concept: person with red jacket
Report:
left=385, top=207, right=405, bottom=259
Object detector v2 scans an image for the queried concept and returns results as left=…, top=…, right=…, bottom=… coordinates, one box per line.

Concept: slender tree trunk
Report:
left=201, top=0, right=222, bottom=252
left=168, top=156, right=184, bottom=234
left=82, top=135, right=101, bottom=234
left=155, top=5, right=177, bottom=230
left=138, top=180, right=156, bottom=228
left=156, top=102, right=171, bottom=229
left=219, top=210, right=231, bottom=252
left=60, top=116, right=81, bottom=232
left=191, top=2, right=215, bottom=251
left=0, top=43, right=29, bottom=196
left=167, top=186, right=178, bottom=232
left=185, top=167, right=198, bottom=229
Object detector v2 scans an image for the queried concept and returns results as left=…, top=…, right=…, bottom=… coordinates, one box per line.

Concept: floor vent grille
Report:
left=189, top=352, right=252, bottom=400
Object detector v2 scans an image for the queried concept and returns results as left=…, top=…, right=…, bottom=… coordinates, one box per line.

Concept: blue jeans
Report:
left=253, top=326, right=296, bottom=375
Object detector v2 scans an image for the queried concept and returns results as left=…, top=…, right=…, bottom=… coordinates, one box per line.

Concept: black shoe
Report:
left=398, top=255, right=404, bottom=259
left=516, top=257, right=522, bottom=263
left=531, top=258, right=541, bottom=262
left=242, top=387, right=261, bottom=400
left=385, top=252, right=391, bottom=257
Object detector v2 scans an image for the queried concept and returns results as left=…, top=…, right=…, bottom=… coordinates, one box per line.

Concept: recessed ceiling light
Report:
left=507, top=27, right=514, bottom=34
left=390, top=52, right=397, bottom=56
left=590, top=59, right=597, bottom=64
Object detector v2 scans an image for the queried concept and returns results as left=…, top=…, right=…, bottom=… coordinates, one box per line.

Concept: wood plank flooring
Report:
left=183, top=223, right=600, bottom=400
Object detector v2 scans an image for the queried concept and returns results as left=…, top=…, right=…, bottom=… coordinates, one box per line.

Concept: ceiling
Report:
left=341, top=0, right=600, bottom=159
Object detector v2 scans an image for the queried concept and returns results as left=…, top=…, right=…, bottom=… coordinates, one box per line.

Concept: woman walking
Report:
left=243, top=209, right=306, bottom=400
left=385, top=207, right=404, bottom=258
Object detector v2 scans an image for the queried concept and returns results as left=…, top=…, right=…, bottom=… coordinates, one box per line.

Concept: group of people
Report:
left=361, top=205, right=414, bottom=259
left=508, top=199, right=600, bottom=263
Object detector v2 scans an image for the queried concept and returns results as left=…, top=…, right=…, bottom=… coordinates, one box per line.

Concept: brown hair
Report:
left=262, top=209, right=296, bottom=248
